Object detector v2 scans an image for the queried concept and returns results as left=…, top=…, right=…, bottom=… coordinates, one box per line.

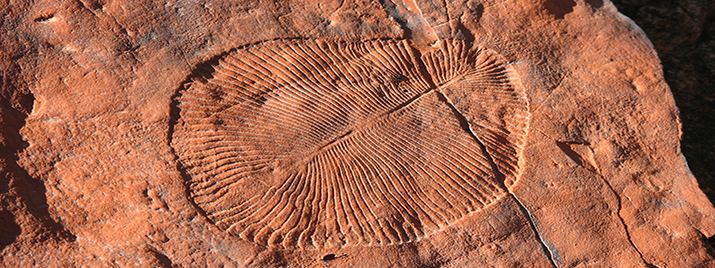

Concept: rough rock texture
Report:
left=611, top=0, right=715, bottom=217
left=1, top=0, right=714, bottom=267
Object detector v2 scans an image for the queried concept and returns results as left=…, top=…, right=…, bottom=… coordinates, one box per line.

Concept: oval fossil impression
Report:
left=171, top=39, right=529, bottom=249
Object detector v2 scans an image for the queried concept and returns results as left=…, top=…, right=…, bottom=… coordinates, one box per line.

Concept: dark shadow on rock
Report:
left=1, top=66, right=75, bottom=244
left=149, top=247, right=175, bottom=268
left=544, top=0, right=577, bottom=19
left=586, top=0, right=604, bottom=8
left=1, top=78, right=31, bottom=249
left=0, top=164, right=8, bottom=195
left=0, top=208, right=21, bottom=250
left=454, top=20, right=476, bottom=42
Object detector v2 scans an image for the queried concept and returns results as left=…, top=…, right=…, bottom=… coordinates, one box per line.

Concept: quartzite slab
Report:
left=1, top=0, right=713, bottom=267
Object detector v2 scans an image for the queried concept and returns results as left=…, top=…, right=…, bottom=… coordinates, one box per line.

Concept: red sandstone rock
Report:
left=1, top=0, right=714, bottom=267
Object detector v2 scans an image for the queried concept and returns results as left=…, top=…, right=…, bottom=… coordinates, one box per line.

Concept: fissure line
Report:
left=597, top=173, right=655, bottom=267
left=511, top=193, right=560, bottom=268
left=434, top=90, right=558, bottom=267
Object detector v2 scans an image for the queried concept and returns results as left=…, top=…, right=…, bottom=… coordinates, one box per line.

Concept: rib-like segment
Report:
left=422, top=39, right=530, bottom=187
left=172, top=39, right=530, bottom=249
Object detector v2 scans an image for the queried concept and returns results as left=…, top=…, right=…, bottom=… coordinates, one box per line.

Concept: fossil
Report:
left=171, top=38, right=529, bottom=249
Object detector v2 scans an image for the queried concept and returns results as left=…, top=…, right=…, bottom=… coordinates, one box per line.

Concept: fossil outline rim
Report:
left=170, top=38, right=530, bottom=249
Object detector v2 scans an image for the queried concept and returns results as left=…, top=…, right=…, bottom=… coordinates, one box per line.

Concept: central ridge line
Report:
left=301, top=88, right=434, bottom=168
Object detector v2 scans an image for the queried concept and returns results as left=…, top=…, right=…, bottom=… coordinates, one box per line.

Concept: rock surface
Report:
left=611, top=0, right=715, bottom=220
left=1, top=0, right=714, bottom=267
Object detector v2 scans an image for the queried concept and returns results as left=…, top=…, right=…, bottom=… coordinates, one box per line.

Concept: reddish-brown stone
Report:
left=1, top=0, right=714, bottom=267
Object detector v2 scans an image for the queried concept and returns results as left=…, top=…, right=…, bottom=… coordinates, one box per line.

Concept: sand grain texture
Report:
left=1, top=0, right=714, bottom=267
